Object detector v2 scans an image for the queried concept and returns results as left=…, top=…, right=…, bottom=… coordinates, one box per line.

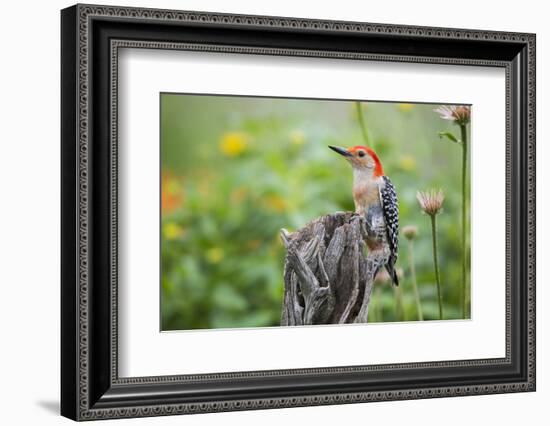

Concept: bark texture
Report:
left=280, top=212, right=386, bottom=326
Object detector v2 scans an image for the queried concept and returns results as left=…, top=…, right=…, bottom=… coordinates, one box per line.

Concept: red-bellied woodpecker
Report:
left=329, top=145, right=399, bottom=286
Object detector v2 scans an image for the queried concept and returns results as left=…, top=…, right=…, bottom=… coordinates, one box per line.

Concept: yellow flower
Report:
left=289, top=130, right=305, bottom=146
left=206, top=247, right=224, bottom=263
left=263, top=194, right=287, bottom=212
left=398, top=155, right=416, bottom=171
left=398, top=103, right=414, bottom=112
left=220, top=132, right=248, bottom=157
left=163, top=222, right=185, bottom=240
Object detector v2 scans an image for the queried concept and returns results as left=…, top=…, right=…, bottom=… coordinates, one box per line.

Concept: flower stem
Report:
left=430, top=215, right=443, bottom=320
left=408, top=239, right=423, bottom=320
left=460, top=123, right=468, bottom=319
left=355, top=101, right=372, bottom=149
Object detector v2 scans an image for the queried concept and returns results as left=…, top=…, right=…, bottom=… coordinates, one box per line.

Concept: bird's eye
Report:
left=358, top=151, right=366, bottom=157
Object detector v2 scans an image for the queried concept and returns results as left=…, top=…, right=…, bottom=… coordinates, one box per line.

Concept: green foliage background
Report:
left=160, top=94, right=470, bottom=330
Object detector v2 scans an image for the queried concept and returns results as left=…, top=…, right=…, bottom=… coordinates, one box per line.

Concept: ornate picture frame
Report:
left=61, top=4, right=535, bottom=421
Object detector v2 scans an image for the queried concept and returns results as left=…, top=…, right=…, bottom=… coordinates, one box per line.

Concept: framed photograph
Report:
left=61, top=4, right=536, bottom=421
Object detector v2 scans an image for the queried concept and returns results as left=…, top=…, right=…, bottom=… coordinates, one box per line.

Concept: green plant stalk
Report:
left=355, top=101, right=372, bottom=149
left=460, top=123, right=468, bottom=319
left=375, top=285, right=382, bottom=322
left=430, top=215, right=443, bottom=320
left=407, top=239, right=423, bottom=320
left=393, top=285, right=404, bottom=321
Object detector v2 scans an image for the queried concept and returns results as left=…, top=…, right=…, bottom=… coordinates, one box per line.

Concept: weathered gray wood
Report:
left=280, top=212, right=385, bottom=326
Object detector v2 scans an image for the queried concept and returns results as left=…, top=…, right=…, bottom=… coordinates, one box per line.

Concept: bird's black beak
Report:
left=328, top=145, right=352, bottom=157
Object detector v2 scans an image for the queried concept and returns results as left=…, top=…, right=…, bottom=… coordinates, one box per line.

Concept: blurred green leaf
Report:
left=212, top=284, right=248, bottom=312
left=438, top=131, right=459, bottom=143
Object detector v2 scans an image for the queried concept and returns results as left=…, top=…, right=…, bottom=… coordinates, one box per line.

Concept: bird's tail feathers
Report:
left=385, top=263, right=399, bottom=287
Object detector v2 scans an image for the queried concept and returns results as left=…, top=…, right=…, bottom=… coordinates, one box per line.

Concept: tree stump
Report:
left=280, top=212, right=386, bottom=326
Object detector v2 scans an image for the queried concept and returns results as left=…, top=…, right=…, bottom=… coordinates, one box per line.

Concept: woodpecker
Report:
left=329, top=145, right=399, bottom=286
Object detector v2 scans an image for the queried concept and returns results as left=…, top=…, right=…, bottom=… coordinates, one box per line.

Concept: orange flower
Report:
left=230, top=187, right=248, bottom=205
left=161, top=171, right=184, bottom=215
left=245, top=239, right=262, bottom=250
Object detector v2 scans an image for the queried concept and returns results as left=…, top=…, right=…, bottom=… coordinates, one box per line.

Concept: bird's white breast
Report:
left=352, top=169, right=383, bottom=215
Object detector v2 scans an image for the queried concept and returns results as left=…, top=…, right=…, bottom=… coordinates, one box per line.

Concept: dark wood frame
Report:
left=61, top=3, right=536, bottom=421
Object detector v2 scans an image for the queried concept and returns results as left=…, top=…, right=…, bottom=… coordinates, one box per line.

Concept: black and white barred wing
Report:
left=380, top=175, right=399, bottom=285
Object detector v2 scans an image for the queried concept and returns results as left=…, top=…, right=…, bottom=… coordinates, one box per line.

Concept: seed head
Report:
left=396, top=268, right=404, bottom=280
left=417, top=189, right=445, bottom=216
left=434, top=105, right=470, bottom=126
left=374, top=268, right=391, bottom=286
left=402, top=225, right=418, bottom=240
